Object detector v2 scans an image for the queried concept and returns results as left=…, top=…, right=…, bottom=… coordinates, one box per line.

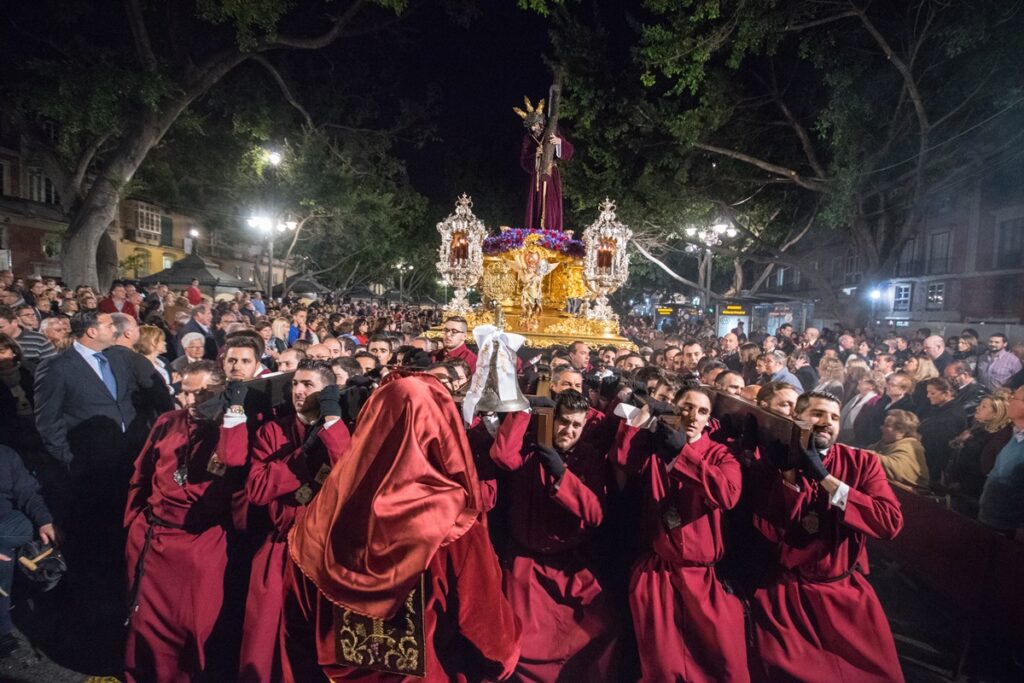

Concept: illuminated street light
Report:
left=870, top=288, right=882, bottom=301
left=265, top=150, right=282, bottom=166
left=682, top=218, right=738, bottom=316
left=394, top=260, right=415, bottom=303
left=249, top=213, right=296, bottom=293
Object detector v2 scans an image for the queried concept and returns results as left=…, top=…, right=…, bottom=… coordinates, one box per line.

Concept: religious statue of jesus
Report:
left=515, top=96, right=574, bottom=231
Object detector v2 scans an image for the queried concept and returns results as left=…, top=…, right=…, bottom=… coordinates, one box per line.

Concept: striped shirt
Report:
left=12, top=328, right=57, bottom=364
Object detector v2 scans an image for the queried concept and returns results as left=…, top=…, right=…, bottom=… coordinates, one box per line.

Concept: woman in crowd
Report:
left=78, top=291, right=98, bottom=311
left=842, top=357, right=871, bottom=404
left=871, top=409, right=930, bottom=489
left=854, top=371, right=916, bottom=447
left=0, top=333, right=36, bottom=451
left=910, top=354, right=939, bottom=417
left=918, top=377, right=967, bottom=483
left=945, top=390, right=1014, bottom=500
left=840, top=372, right=883, bottom=444
left=135, top=324, right=173, bottom=392
left=739, top=342, right=761, bottom=386
left=352, top=317, right=370, bottom=345
left=269, top=317, right=290, bottom=354
left=814, top=356, right=846, bottom=398
left=954, top=333, right=980, bottom=374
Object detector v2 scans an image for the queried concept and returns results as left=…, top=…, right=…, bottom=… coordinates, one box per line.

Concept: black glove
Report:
left=318, top=385, right=342, bottom=419
left=193, top=393, right=226, bottom=422
left=346, top=375, right=374, bottom=389
left=802, top=447, right=830, bottom=482
left=340, top=384, right=372, bottom=424
left=646, top=398, right=677, bottom=417
left=225, top=381, right=248, bottom=407
left=535, top=444, right=566, bottom=480
left=654, top=420, right=687, bottom=464
left=629, top=380, right=649, bottom=397
left=598, top=373, right=621, bottom=400
left=528, top=395, right=556, bottom=409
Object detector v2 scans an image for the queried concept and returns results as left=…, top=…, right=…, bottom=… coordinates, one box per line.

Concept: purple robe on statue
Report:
left=520, top=130, right=574, bottom=231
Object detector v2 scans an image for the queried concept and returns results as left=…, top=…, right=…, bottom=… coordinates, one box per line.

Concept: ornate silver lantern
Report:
left=436, top=194, right=487, bottom=315
left=582, top=198, right=632, bottom=321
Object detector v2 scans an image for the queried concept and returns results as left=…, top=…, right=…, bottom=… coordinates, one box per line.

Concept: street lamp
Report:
left=248, top=214, right=297, bottom=295
left=394, top=260, right=414, bottom=304
left=265, top=150, right=282, bottom=167
left=683, top=219, right=737, bottom=318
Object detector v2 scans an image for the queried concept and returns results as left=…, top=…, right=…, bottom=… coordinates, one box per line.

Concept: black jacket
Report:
left=33, top=346, right=139, bottom=471
left=953, top=381, right=990, bottom=422
left=919, top=400, right=967, bottom=480
left=0, top=445, right=52, bottom=528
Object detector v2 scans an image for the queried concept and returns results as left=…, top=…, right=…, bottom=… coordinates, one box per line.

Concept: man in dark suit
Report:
left=108, top=313, right=175, bottom=434
left=33, top=310, right=141, bottom=614
left=176, top=303, right=218, bottom=360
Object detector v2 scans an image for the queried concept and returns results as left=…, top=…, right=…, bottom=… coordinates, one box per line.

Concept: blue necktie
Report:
left=94, top=353, right=118, bottom=399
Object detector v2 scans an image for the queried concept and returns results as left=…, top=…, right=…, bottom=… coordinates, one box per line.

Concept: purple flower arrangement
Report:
left=482, top=228, right=586, bottom=257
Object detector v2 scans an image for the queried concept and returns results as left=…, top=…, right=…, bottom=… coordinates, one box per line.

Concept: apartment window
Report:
left=162, top=254, right=175, bottom=270
left=843, top=254, right=862, bottom=285
left=160, top=216, right=174, bottom=247
left=792, top=269, right=801, bottom=287
left=135, top=204, right=162, bottom=236
left=26, top=167, right=58, bottom=205
left=235, top=265, right=242, bottom=278
left=896, top=238, right=917, bottom=276
left=893, top=284, right=912, bottom=312
left=775, top=267, right=786, bottom=289
left=0, top=160, right=10, bottom=196
left=927, top=231, right=951, bottom=274
left=995, top=217, right=1024, bottom=269
left=926, top=282, right=945, bottom=310
left=992, top=276, right=1017, bottom=315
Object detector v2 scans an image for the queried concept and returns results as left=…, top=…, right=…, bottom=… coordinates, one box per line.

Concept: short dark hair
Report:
left=183, top=360, right=226, bottom=386
left=443, top=316, right=468, bottom=331
left=190, top=304, right=210, bottom=319
left=295, top=358, right=337, bottom=386
left=554, top=388, right=589, bottom=416
left=756, top=380, right=801, bottom=405
left=330, top=356, right=363, bottom=376
left=991, top=333, right=1008, bottom=343
left=70, top=310, right=104, bottom=338
left=681, top=338, right=702, bottom=350
left=222, top=335, right=261, bottom=360
left=0, top=333, right=23, bottom=363
left=368, top=334, right=393, bottom=350
left=924, top=377, right=954, bottom=394
left=714, top=370, right=742, bottom=388
left=0, top=306, right=14, bottom=324
left=599, top=345, right=617, bottom=355
left=353, top=350, right=380, bottom=367
left=946, top=360, right=971, bottom=377
left=795, top=390, right=842, bottom=414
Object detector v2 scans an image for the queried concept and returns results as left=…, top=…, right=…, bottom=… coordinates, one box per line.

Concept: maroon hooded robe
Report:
left=748, top=443, right=904, bottom=683
left=520, top=131, right=574, bottom=231
left=490, top=410, right=619, bottom=681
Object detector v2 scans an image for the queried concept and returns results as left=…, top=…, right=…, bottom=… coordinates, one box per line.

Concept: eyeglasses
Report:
left=442, top=328, right=465, bottom=335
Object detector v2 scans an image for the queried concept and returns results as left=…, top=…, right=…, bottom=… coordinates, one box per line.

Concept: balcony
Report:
left=894, top=260, right=924, bottom=277
left=927, top=257, right=953, bottom=275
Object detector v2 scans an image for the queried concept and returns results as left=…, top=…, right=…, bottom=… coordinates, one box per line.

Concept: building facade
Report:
left=0, top=122, right=289, bottom=290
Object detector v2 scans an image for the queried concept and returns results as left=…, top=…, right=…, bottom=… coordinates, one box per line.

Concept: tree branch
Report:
left=263, top=0, right=369, bottom=50
left=250, top=56, right=315, bottom=128
left=123, top=0, right=159, bottom=72
left=782, top=10, right=859, bottom=32
left=631, top=240, right=709, bottom=294
left=693, top=142, right=828, bottom=192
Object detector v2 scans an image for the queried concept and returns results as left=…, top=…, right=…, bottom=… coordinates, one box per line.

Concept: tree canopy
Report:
left=552, top=0, right=1024, bottom=321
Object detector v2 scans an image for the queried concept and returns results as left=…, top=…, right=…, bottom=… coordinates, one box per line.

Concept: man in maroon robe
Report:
left=281, top=375, right=521, bottom=681
left=239, top=359, right=350, bottom=682
left=749, top=390, right=904, bottom=683
left=434, top=316, right=477, bottom=374
left=519, top=115, right=574, bottom=231
left=489, top=389, right=619, bottom=680
left=613, top=388, right=749, bottom=682
left=123, top=361, right=249, bottom=683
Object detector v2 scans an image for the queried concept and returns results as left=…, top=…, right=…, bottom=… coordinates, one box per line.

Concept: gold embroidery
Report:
left=333, top=576, right=426, bottom=677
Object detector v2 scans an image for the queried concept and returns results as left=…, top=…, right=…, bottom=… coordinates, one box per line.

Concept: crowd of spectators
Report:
left=0, top=264, right=1022, bottom=676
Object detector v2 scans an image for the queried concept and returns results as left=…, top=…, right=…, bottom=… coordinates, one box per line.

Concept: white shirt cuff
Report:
left=222, top=413, right=246, bottom=429
left=323, top=417, right=342, bottom=429
left=830, top=481, right=851, bottom=511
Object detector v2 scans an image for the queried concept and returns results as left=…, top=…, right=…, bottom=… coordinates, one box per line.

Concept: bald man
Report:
left=923, top=335, right=952, bottom=374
